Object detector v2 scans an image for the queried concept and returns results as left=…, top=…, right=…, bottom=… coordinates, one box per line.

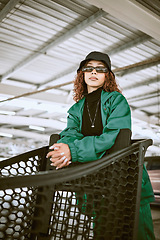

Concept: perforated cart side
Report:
left=0, top=139, right=152, bottom=240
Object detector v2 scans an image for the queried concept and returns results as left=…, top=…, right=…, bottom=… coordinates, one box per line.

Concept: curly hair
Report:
left=73, top=70, right=122, bottom=102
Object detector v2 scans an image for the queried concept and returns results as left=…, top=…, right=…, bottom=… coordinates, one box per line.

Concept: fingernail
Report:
left=49, top=146, right=54, bottom=150
left=54, top=147, right=59, bottom=150
left=50, top=158, right=52, bottom=161
left=50, top=163, right=54, bottom=166
left=64, top=158, right=68, bottom=163
left=69, top=161, right=72, bottom=164
left=56, top=167, right=59, bottom=170
left=61, top=156, right=66, bottom=160
left=60, top=152, right=64, bottom=155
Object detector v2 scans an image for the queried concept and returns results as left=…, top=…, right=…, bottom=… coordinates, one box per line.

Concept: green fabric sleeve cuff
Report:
left=68, top=142, right=78, bottom=162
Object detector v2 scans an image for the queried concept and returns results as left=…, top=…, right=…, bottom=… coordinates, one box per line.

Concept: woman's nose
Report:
left=91, top=68, right=97, bottom=74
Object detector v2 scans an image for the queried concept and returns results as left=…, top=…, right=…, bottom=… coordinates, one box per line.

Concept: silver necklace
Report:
left=86, top=99, right=100, bottom=128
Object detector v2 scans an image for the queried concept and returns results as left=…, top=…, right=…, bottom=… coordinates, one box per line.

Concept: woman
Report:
left=47, top=51, right=155, bottom=239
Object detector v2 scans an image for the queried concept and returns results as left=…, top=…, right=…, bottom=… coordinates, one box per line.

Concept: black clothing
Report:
left=81, top=88, right=103, bottom=136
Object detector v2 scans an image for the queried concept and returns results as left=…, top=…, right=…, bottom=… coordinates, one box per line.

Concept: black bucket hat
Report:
left=77, top=51, right=111, bottom=72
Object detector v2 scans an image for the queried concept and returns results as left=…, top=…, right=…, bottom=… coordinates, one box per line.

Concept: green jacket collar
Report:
left=68, top=90, right=114, bottom=112
left=68, top=90, right=116, bottom=129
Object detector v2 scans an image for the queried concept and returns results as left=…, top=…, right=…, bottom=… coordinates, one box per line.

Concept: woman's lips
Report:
left=89, top=77, right=98, bottom=80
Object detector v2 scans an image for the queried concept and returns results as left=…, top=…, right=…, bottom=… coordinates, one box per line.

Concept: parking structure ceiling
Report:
left=0, top=0, right=160, bottom=159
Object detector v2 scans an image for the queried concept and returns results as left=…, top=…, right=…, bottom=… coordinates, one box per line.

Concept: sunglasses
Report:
left=82, top=66, right=108, bottom=73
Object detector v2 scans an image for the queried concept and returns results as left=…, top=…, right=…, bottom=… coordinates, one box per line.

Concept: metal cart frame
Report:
left=0, top=136, right=152, bottom=240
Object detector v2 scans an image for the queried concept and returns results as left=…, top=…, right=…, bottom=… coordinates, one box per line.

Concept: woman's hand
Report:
left=46, top=143, right=71, bottom=169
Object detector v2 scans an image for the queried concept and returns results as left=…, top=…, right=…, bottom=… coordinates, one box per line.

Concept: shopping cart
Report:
left=0, top=134, right=152, bottom=240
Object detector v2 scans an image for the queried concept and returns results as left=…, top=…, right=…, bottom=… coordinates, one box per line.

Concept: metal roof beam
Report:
left=1, top=64, right=159, bottom=104
left=39, top=66, right=76, bottom=87
left=131, top=108, right=159, bottom=125
left=123, top=76, right=159, bottom=90
left=85, top=0, right=160, bottom=41
left=0, top=83, right=69, bottom=104
left=40, top=35, right=152, bottom=87
left=128, top=90, right=160, bottom=102
left=0, top=9, right=106, bottom=82
left=115, top=55, right=160, bottom=77
left=108, top=34, right=152, bottom=55
left=135, top=102, right=160, bottom=109
left=0, top=0, right=21, bottom=22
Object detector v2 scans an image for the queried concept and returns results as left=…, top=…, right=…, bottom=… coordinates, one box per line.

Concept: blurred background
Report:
left=0, top=0, right=160, bottom=160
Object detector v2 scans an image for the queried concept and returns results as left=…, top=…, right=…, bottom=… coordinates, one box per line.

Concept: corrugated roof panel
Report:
left=124, top=86, right=155, bottom=99
left=137, top=44, right=159, bottom=56
left=50, top=40, right=99, bottom=56
left=131, top=97, right=159, bottom=108
left=47, top=47, right=82, bottom=64
left=122, top=68, right=159, bottom=88
left=9, top=55, right=75, bottom=83
left=64, top=34, right=107, bottom=51
left=25, top=0, right=81, bottom=23
left=51, top=0, right=97, bottom=15
left=4, top=14, right=59, bottom=38
left=0, top=1, right=104, bottom=80
left=135, top=0, right=160, bottom=17
left=1, top=21, right=49, bottom=43
left=93, top=21, right=129, bottom=40
left=77, top=28, right=115, bottom=46
left=131, top=46, right=156, bottom=58
left=149, top=39, right=160, bottom=50
left=0, top=43, right=32, bottom=74
left=0, top=0, right=159, bottom=156
left=103, top=14, right=141, bottom=35
left=18, top=4, right=69, bottom=30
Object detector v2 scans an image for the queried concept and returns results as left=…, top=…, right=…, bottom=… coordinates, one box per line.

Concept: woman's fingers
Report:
left=50, top=155, right=71, bottom=169
left=46, top=143, right=72, bottom=169
left=55, top=158, right=72, bottom=170
left=49, top=145, right=59, bottom=150
left=50, top=157, right=63, bottom=167
left=46, top=150, right=62, bottom=159
left=49, top=143, right=62, bottom=150
left=55, top=157, right=68, bottom=169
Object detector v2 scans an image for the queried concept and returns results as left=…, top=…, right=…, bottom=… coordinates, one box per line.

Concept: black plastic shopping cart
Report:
left=0, top=134, right=152, bottom=240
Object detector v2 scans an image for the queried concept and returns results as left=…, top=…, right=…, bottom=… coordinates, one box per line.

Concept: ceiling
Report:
left=0, top=0, right=160, bottom=159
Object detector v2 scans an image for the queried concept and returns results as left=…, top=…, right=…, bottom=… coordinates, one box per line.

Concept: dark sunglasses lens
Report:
left=82, top=67, right=93, bottom=72
left=82, top=66, right=108, bottom=73
left=95, top=67, right=108, bottom=73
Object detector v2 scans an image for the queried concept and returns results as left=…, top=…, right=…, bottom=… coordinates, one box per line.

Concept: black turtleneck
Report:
left=81, top=87, right=103, bottom=136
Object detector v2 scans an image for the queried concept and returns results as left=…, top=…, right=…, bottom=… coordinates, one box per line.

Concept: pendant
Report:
left=91, top=125, right=95, bottom=128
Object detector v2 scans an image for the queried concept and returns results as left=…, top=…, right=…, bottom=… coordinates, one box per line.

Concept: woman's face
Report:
left=83, top=60, right=106, bottom=93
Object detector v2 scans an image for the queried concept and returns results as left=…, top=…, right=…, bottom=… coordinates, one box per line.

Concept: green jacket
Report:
left=58, top=90, right=154, bottom=204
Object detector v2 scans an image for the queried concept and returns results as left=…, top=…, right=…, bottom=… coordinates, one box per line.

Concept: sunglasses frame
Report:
left=81, top=66, right=108, bottom=73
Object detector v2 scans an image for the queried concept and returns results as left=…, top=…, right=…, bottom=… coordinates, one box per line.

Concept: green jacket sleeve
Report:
left=58, top=92, right=131, bottom=163
left=57, top=111, right=84, bottom=144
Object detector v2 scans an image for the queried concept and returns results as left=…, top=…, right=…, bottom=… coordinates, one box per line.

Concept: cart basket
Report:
left=0, top=138, right=152, bottom=240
